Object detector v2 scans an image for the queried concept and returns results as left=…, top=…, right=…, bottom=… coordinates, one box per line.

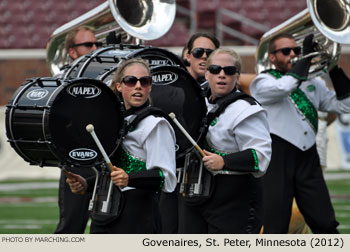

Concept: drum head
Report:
left=48, top=78, right=124, bottom=167
left=150, top=65, right=207, bottom=159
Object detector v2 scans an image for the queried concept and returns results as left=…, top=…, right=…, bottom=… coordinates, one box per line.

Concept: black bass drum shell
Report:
left=62, top=44, right=186, bottom=86
left=5, top=77, right=124, bottom=168
left=150, top=65, right=207, bottom=159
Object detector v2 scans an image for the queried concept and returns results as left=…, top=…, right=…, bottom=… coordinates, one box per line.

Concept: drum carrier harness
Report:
left=90, top=105, right=174, bottom=222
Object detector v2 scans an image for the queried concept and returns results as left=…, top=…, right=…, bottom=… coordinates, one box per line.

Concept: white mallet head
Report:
left=168, top=112, right=175, bottom=119
left=86, top=124, right=94, bottom=133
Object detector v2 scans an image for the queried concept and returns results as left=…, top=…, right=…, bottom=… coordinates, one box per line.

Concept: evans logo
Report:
left=67, top=84, right=101, bottom=98
left=142, top=55, right=174, bottom=67
left=26, top=89, right=49, bottom=100
left=69, top=148, right=98, bottom=161
left=152, top=72, right=178, bottom=86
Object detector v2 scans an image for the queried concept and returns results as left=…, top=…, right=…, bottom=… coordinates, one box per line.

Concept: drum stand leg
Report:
left=192, top=150, right=203, bottom=195
left=194, top=162, right=203, bottom=195
left=176, top=168, right=182, bottom=184
left=101, top=180, right=113, bottom=213
left=89, top=167, right=99, bottom=211
left=179, top=153, right=191, bottom=195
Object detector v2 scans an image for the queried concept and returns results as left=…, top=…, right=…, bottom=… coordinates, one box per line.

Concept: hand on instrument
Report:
left=66, top=172, right=87, bottom=194
left=288, top=34, right=315, bottom=80
left=303, top=34, right=315, bottom=56
left=202, top=150, right=225, bottom=171
left=110, top=166, right=129, bottom=188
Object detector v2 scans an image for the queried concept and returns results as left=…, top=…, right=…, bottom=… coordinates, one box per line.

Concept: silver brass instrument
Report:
left=46, top=0, right=176, bottom=76
left=255, top=0, right=350, bottom=77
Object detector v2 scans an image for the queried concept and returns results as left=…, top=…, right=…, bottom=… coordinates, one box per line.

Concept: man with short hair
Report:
left=64, top=25, right=101, bottom=61
left=250, top=33, right=350, bottom=233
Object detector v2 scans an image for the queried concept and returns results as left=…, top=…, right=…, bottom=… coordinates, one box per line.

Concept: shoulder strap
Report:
left=206, top=92, right=259, bottom=126
left=124, top=106, right=174, bottom=135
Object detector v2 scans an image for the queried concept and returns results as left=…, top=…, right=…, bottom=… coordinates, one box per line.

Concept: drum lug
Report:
left=6, top=104, right=15, bottom=109
left=36, top=79, right=44, bottom=87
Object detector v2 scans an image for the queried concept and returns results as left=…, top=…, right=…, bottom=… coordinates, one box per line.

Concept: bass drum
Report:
left=6, top=77, right=124, bottom=168
left=150, top=65, right=207, bottom=159
left=62, top=44, right=186, bottom=86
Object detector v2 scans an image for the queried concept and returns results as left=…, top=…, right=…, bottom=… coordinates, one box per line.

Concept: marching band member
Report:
left=55, top=25, right=100, bottom=234
left=250, top=33, right=350, bottom=233
left=66, top=58, right=177, bottom=233
left=185, top=32, right=220, bottom=85
left=178, top=48, right=272, bottom=233
left=158, top=33, right=220, bottom=233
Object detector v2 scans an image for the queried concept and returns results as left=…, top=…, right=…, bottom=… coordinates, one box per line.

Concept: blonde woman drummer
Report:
left=178, top=48, right=272, bottom=233
left=66, top=58, right=177, bottom=233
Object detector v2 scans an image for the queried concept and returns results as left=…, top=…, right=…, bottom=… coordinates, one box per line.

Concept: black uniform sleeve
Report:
left=128, top=168, right=165, bottom=191
left=222, top=149, right=260, bottom=173
left=286, top=34, right=314, bottom=81
left=329, top=65, right=350, bottom=100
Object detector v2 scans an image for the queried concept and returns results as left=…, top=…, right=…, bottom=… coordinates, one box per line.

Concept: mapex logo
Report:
left=152, top=71, right=178, bottom=86
left=69, top=148, right=98, bottom=161
left=67, top=84, right=101, bottom=98
left=26, top=89, right=49, bottom=100
left=143, top=55, right=174, bottom=67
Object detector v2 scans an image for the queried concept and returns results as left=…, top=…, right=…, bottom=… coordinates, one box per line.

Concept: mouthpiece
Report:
left=86, top=124, right=94, bottom=133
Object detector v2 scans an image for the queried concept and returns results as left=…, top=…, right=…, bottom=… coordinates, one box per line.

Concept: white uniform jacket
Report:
left=250, top=71, right=350, bottom=151
left=206, top=94, right=272, bottom=177
left=120, top=114, right=177, bottom=193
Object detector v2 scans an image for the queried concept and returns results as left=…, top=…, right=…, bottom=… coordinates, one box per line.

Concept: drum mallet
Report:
left=86, top=124, right=114, bottom=172
left=86, top=124, right=115, bottom=213
left=169, top=112, right=205, bottom=195
left=168, top=112, right=206, bottom=157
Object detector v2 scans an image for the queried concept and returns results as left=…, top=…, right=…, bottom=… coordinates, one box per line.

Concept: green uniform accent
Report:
left=203, top=141, right=260, bottom=171
left=267, top=69, right=318, bottom=132
left=114, top=147, right=165, bottom=189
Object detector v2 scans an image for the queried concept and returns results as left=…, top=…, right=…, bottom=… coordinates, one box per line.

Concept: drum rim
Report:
left=63, top=44, right=148, bottom=79
left=64, top=45, right=186, bottom=81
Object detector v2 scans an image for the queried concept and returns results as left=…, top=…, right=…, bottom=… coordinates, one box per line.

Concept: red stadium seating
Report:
left=144, top=22, right=190, bottom=47
left=0, top=0, right=311, bottom=49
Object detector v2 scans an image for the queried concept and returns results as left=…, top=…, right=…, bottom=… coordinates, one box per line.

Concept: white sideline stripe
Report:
left=0, top=219, right=57, bottom=224
left=324, top=173, right=350, bottom=180
left=0, top=182, right=58, bottom=191
left=336, top=213, right=350, bottom=218
left=0, top=196, right=57, bottom=203
left=0, top=203, right=57, bottom=208
left=334, top=205, right=350, bottom=211
left=2, top=225, right=41, bottom=230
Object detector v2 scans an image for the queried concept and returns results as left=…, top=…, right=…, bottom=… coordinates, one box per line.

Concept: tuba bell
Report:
left=255, top=0, right=350, bottom=77
left=46, top=0, right=176, bottom=76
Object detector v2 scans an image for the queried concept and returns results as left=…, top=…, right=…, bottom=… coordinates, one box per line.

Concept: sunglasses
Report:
left=208, top=65, right=238, bottom=75
left=122, top=75, right=152, bottom=87
left=273, top=47, right=301, bottom=56
left=72, top=42, right=103, bottom=48
left=191, top=48, right=214, bottom=58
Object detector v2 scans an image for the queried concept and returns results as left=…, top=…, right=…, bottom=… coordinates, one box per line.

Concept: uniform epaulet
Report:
left=124, top=106, right=174, bottom=135
left=206, top=92, right=259, bottom=131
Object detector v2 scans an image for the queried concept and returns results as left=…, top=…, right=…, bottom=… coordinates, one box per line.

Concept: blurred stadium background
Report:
left=0, top=0, right=349, bottom=233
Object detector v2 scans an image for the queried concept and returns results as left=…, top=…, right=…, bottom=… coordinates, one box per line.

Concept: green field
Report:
left=0, top=172, right=349, bottom=234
